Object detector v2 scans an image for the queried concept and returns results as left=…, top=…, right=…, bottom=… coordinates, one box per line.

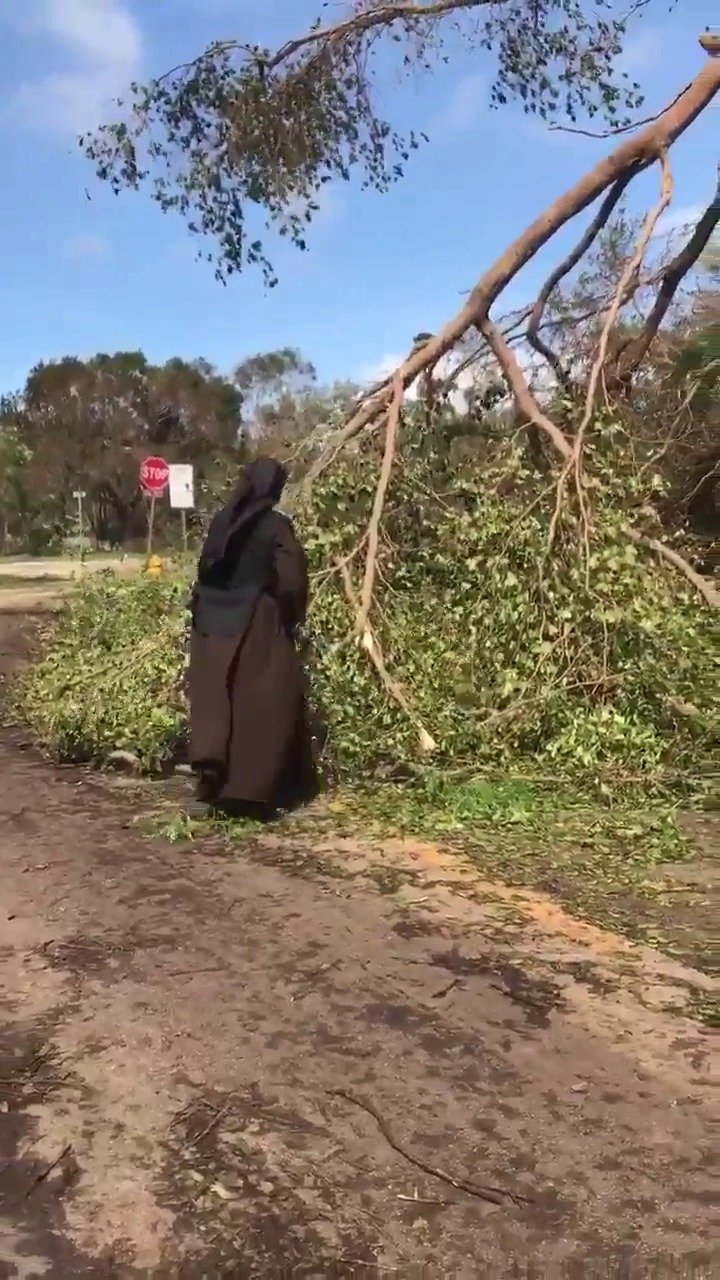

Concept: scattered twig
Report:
left=291, top=959, right=341, bottom=1001
left=191, top=1094, right=237, bottom=1145
left=328, top=1089, right=531, bottom=1207
left=627, top=530, right=720, bottom=609
left=431, top=977, right=462, bottom=1000
left=340, top=564, right=437, bottom=752
left=397, top=1192, right=453, bottom=1205
left=167, top=965, right=227, bottom=977
left=17, top=1144, right=73, bottom=1203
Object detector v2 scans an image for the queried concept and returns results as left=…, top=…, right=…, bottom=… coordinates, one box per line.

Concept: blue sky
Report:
left=0, top=0, right=717, bottom=396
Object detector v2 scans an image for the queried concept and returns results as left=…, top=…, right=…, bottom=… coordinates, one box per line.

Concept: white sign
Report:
left=168, top=464, right=194, bottom=510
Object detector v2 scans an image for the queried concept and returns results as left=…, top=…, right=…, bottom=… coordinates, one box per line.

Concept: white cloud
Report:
left=655, top=204, right=705, bottom=240
left=61, top=232, right=112, bottom=260
left=359, top=338, right=558, bottom=413
left=358, top=353, right=419, bottom=400
left=434, top=75, right=487, bottom=134
left=359, top=352, right=402, bottom=385
left=358, top=349, right=483, bottom=409
left=5, top=0, right=142, bottom=136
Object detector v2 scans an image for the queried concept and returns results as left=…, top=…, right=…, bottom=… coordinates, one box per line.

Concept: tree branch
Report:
left=526, top=172, right=637, bottom=390
left=565, top=152, right=674, bottom=554
left=340, top=563, right=437, bottom=751
left=477, top=319, right=572, bottom=459
left=161, top=1, right=497, bottom=85
left=547, top=80, right=692, bottom=140
left=268, top=1, right=490, bottom=68
left=306, top=59, right=720, bottom=480
left=584, top=151, right=674, bottom=423
left=356, top=374, right=404, bottom=638
left=611, top=200, right=720, bottom=382
left=627, top=530, right=720, bottom=609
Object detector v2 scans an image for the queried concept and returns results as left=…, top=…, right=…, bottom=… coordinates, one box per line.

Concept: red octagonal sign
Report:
left=140, top=456, right=170, bottom=497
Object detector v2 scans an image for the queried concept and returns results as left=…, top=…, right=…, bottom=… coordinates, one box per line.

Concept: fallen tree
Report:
left=306, top=58, right=720, bottom=473
left=18, top=34, right=718, bottom=790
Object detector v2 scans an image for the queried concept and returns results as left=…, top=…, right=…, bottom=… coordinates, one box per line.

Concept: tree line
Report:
left=0, top=231, right=716, bottom=556
left=0, top=348, right=357, bottom=552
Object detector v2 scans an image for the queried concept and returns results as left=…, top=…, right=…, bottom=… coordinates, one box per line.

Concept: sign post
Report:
left=168, top=464, right=195, bottom=553
left=139, top=456, right=170, bottom=558
left=72, top=489, right=86, bottom=547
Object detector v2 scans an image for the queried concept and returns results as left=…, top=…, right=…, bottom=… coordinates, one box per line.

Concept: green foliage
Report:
left=16, top=575, right=187, bottom=771
left=300, top=413, right=716, bottom=784
left=83, top=0, right=644, bottom=281
left=17, top=410, right=716, bottom=796
left=0, top=350, right=244, bottom=552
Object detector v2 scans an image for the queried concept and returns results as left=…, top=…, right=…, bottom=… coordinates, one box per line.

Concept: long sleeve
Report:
left=272, top=514, right=309, bottom=632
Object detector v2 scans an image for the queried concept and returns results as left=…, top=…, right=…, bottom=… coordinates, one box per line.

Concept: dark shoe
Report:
left=217, top=799, right=276, bottom=824
left=187, top=798, right=213, bottom=820
left=196, top=763, right=224, bottom=804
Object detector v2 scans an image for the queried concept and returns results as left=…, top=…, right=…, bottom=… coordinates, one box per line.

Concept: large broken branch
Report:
left=526, top=172, right=637, bottom=390
left=478, top=320, right=572, bottom=459
left=609, top=198, right=720, bottom=384
left=307, top=58, right=720, bottom=479
left=356, top=374, right=404, bottom=638
left=340, top=563, right=437, bottom=751
left=627, top=530, right=720, bottom=609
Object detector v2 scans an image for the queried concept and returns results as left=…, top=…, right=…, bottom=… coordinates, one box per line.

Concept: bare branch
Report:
left=477, top=319, right=572, bottom=459
left=547, top=80, right=692, bottom=139
left=267, top=1, right=490, bottom=73
left=612, top=200, right=720, bottom=381
left=627, top=531, right=720, bottom=609
left=584, top=151, right=674, bottom=422
left=356, top=374, right=404, bottom=638
left=306, top=59, right=720, bottom=479
left=526, top=172, right=637, bottom=389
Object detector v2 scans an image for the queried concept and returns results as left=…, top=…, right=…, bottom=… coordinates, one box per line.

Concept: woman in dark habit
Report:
left=187, top=457, right=316, bottom=820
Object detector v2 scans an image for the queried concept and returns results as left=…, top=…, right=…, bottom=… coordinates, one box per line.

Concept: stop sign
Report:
left=140, top=456, right=170, bottom=497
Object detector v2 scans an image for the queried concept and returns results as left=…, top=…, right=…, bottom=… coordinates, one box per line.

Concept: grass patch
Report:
left=145, top=772, right=717, bottom=971
left=0, top=575, right=59, bottom=590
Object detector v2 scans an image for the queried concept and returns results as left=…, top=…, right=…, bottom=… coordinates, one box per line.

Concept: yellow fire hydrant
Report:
left=145, top=554, right=164, bottom=580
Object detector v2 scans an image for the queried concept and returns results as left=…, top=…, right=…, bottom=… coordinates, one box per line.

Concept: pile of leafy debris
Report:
left=16, top=415, right=716, bottom=789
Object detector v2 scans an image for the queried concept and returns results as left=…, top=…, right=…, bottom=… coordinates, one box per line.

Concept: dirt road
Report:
left=0, top=557, right=145, bottom=615
left=0, top=558, right=142, bottom=582
left=0, top=617, right=716, bottom=1277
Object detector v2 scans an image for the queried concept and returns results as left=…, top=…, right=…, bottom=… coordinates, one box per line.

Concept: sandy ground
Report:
left=0, top=558, right=145, bottom=615
left=0, top=616, right=717, bottom=1278
left=0, top=558, right=143, bottom=582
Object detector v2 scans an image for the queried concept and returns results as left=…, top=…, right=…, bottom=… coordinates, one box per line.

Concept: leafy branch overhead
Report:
left=83, top=0, right=649, bottom=280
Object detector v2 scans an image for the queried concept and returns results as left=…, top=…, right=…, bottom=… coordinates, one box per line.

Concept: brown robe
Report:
left=188, top=512, right=316, bottom=808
